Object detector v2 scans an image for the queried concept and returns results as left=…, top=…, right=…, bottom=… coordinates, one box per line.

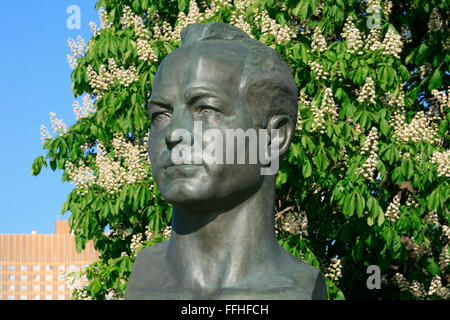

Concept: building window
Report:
left=45, top=294, right=52, bottom=300
left=20, top=265, right=28, bottom=272
left=33, top=294, right=40, bottom=300
left=33, top=275, right=40, bottom=281
left=20, top=294, right=27, bottom=300
left=0, top=275, right=3, bottom=281
left=33, top=265, right=41, bottom=272
left=69, top=265, right=79, bottom=272
left=45, top=265, right=53, bottom=272
left=8, top=285, right=15, bottom=291
left=57, top=285, right=65, bottom=292
left=57, top=294, right=65, bottom=300
left=58, top=273, right=65, bottom=281
left=20, top=285, right=27, bottom=291
left=0, top=285, right=2, bottom=291
left=8, top=294, right=15, bottom=300
left=20, top=275, right=28, bottom=281
left=46, top=274, right=53, bottom=281
left=8, top=265, right=15, bottom=271
left=0, top=264, right=3, bottom=271
left=58, top=265, right=65, bottom=272
left=8, top=275, right=15, bottom=281
left=33, top=285, right=40, bottom=292
left=45, top=285, right=52, bottom=292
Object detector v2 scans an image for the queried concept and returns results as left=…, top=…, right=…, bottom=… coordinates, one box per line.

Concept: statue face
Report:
left=148, top=42, right=264, bottom=212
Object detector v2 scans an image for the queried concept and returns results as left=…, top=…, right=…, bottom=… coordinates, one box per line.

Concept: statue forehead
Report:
left=152, top=41, right=248, bottom=98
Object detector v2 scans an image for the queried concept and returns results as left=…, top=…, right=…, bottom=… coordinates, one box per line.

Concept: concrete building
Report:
left=0, top=220, right=99, bottom=300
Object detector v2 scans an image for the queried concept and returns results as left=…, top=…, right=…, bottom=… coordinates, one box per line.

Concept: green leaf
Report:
left=178, top=0, right=188, bottom=12
left=398, top=65, right=410, bottom=81
left=31, top=156, right=45, bottom=176
left=429, top=69, right=442, bottom=90
left=356, top=192, right=365, bottom=218
left=438, top=119, right=448, bottom=137
left=343, top=192, right=356, bottom=218
left=303, top=158, right=312, bottom=178
left=427, top=190, right=439, bottom=210
left=426, top=258, right=441, bottom=276
left=377, top=207, right=385, bottom=226
left=88, top=278, right=102, bottom=295
left=380, top=117, right=389, bottom=136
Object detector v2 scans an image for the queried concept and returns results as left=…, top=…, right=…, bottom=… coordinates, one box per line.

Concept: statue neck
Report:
left=167, top=176, right=279, bottom=286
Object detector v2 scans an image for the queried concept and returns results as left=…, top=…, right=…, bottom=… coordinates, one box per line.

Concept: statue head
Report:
left=148, top=22, right=298, bottom=212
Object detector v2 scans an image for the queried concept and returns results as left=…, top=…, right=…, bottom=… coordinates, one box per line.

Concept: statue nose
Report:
left=165, top=107, right=193, bottom=149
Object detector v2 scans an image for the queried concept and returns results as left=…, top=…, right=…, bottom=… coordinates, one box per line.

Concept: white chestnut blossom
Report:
left=73, top=95, right=96, bottom=121
left=230, top=10, right=252, bottom=37
left=359, top=127, right=379, bottom=180
left=40, top=125, right=52, bottom=144
left=439, top=245, right=450, bottom=270
left=96, top=136, right=148, bottom=194
left=401, top=26, right=413, bottom=44
left=382, top=29, right=403, bottom=59
left=50, top=112, right=67, bottom=137
left=428, top=8, right=445, bottom=33
left=442, top=225, right=450, bottom=242
left=342, top=16, right=364, bottom=55
left=310, top=104, right=325, bottom=134
left=428, top=275, right=450, bottom=298
left=311, top=26, right=327, bottom=53
left=384, top=90, right=405, bottom=108
left=67, top=36, right=87, bottom=69
left=136, top=38, right=158, bottom=62
left=65, top=135, right=149, bottom=195
left=258, top=9, right=297, bottom=44
left=431, top=89, right=449, bottom=115
left=325, top=257, right=343, bottom=282
left=309, top=89, right=337, bottom=134
left=276, top=210, right=308, bottom=237
left=89, top=21, right=99, bottom=36
left=383, top=1, right=393, bottom=18
left=357, top=77, right=376, bottom=104
left=308, top=60, right=328, bottom=80
left=321, top=87, right=338, bottom=120
left=392, top=273, right=410, bottom=292
left=65, top=161, right=95, bottom=196
left=98, top=7, right=111, bottom=30
left=86, top=59, right=139, bottom=97
left=406, top=194, right=419, bottom=209
left=364, top=27, right=382, bottom=51
left=430, top=150, right=450, bottom=178
left=385, top=194, right=400, bottom=223
left=121, top=5, right=150, bottom=39
left=392, top=111, right=438, bottom=144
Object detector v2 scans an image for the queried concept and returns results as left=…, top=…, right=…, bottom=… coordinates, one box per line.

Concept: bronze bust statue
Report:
left=125, top=22, right=327, bottom=300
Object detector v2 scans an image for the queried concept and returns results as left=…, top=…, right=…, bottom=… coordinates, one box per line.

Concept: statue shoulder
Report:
left=292, top=260, right=328, bottom=300
left=280, top=251, right=327, bottom=300
left=125, top=241, right=170, bottom=300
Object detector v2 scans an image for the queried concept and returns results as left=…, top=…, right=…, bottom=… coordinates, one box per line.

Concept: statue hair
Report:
left=179, top=22, right=298, bottom=129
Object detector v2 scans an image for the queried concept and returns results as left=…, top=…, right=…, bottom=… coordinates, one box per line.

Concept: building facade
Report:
left=0, top=220, right=98, bottom=300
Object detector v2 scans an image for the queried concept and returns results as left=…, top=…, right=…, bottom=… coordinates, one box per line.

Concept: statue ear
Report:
left=266, top=114, right=294, bottom=158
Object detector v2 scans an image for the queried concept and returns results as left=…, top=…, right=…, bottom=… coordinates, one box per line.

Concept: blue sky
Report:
left=0, top=1, right=99, bottom=233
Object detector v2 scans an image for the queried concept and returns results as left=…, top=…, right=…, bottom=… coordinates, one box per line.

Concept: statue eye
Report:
left=198, top=106, right=221, bottom=117
left=152, top=112, right=171, bottom=123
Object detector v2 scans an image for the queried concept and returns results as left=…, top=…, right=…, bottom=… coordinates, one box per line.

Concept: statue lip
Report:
left=163, top=162, right=203, bottom=169
left=163, top=157, right=204, bottom=169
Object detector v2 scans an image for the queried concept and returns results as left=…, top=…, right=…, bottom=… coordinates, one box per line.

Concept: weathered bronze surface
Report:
left=125, top=22, right=327, bottom=300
